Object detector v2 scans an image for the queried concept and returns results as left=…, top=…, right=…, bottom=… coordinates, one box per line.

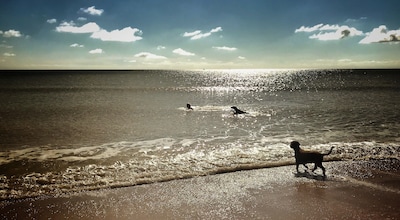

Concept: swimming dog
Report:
left=186, top=103, right=193, bottom=110
left=290, top=141, right=334, bottom=178
left=231, top=106, right=247, bottom=115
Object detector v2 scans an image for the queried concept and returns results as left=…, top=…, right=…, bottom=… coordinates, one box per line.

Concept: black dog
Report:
left=290, top=141, right=334, bottom=178
left=231, top=106, right=247, bottom=115
left=186, top=103, right=193, bottom=110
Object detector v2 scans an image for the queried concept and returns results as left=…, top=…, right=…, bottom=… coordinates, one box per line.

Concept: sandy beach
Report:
left=1, top=159, right=399, bottom=219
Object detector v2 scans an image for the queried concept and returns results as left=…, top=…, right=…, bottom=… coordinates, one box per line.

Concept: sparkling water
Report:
left=0, top=69, right=399, bottom=199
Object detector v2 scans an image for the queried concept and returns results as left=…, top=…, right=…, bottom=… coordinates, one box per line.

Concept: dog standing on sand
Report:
left=290, top=141, right=334, bottom=178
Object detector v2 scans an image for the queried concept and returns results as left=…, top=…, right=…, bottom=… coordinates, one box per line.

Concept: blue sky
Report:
left=0, top=0, right=399, bottom=69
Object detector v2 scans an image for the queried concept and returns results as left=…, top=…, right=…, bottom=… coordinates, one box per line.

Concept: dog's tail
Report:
left=323, top=147, right=334, bottom=156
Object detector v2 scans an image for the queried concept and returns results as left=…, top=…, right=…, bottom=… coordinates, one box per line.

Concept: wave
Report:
left=177, top=105, right=274, bottom=118
left=0, top=139, right=399, bottom=200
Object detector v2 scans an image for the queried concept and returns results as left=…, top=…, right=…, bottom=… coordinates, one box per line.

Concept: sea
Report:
left=0, top=69, right=399, bottom=200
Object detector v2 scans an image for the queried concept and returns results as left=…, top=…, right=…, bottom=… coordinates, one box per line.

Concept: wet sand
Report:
left=1, top=159, right=399, bottom=219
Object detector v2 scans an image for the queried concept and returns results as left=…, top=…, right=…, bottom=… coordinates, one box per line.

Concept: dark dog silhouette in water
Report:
left=231, top=106, right=247, bottom=115
left=186, top=103, right=193, bottom=110
left=290, top=141, right=334, bottom=178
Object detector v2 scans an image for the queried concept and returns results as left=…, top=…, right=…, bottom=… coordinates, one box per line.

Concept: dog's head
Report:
left=290, top=141, right=300, bottom=150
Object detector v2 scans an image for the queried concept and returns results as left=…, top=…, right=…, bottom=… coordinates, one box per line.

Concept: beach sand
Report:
left=1, top=159, right=399, bottom=219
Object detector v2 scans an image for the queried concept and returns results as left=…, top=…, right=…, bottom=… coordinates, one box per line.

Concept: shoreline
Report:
left=1, top=159, right=400, bottom=219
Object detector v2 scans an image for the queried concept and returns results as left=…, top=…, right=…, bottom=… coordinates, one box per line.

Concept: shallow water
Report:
left=0, top=69, right=399, bottom=199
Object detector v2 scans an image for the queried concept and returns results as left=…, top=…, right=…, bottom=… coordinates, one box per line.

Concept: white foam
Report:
left=178, top=105, right=230, bottom=112
left=0, top=138, right=179, bottom=165
left=1, top=139, right=399, bottom=200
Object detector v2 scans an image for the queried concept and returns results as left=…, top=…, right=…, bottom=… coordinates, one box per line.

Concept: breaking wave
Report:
left=0, top=138, right=399, bottom=200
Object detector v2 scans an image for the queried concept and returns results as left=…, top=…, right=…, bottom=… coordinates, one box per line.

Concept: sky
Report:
left=0, top=0, right=399, bottom=69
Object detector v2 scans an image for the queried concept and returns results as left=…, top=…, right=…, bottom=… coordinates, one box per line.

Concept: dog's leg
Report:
left=314, top=162, right=326, bottom=177
left=320, top=164, right=326, bottom=177
left=296, top=163, right=300, bottom=173
left=312, top=163, right=318, bottom=172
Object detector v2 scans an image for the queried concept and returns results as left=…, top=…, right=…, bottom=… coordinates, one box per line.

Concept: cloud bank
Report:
left=359, top=25, right=400, bottom=44
left=56, top=22, right=142, bottom=42
left=296, top=22, right=399, bottom=44
left=295, top=23, right=363, bottom=40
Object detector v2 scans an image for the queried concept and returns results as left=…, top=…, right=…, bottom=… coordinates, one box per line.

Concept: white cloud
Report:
left=295, top=24, right=340, bottom=33
left=359, top=25, right=400, bottom=44
left=81, top=6, right=104, bottom=16
left=212, top=46, right=237, bottom=51
left=77, top=17, right=87, bottom=21
left=70, top=43, right=84, bottom=48
left=238, top=56, right=246, bottom=60
left=157, top=45, right=166, bottom=50
left=295, top=24, right=363, bottom=40
left=90, top=27, right=142, bottom=42
left=190, top=32, right=211, bottom=40
left=89, top=48, right=103, bottom=54
left=56, top=22, right=101, bottom=33
left=134, top=52, right=167, bottom=59
left=310, top=26, right=363, bottom=40
left=173, top=48, right=195, bottom=56
left=2, top=29, right=22, bottom=38
left=319, top=24, right=341, bottom=31
left=183, top=27, right=223, bottom=40
left=183, top=30, right=201, bottom=37
left=3, top=53, right=16, bottom=57
left=47, top=18, right=57, bottom=24
left=295, top=24, right=323, bottom=33
left=210, top=27, right=223, bottom=33
left=56, top=22, right=142, bottom=43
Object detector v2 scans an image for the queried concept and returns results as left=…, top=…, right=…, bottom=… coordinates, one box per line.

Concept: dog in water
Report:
left=290, top=141, right=334, bottom=178
left=231, top=106, right=247, bottom=115
left=186, top=103, right=193, bottom=110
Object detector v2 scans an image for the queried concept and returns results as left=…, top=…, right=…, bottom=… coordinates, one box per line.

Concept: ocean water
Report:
left=0, top=69, right=399, bottom=199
